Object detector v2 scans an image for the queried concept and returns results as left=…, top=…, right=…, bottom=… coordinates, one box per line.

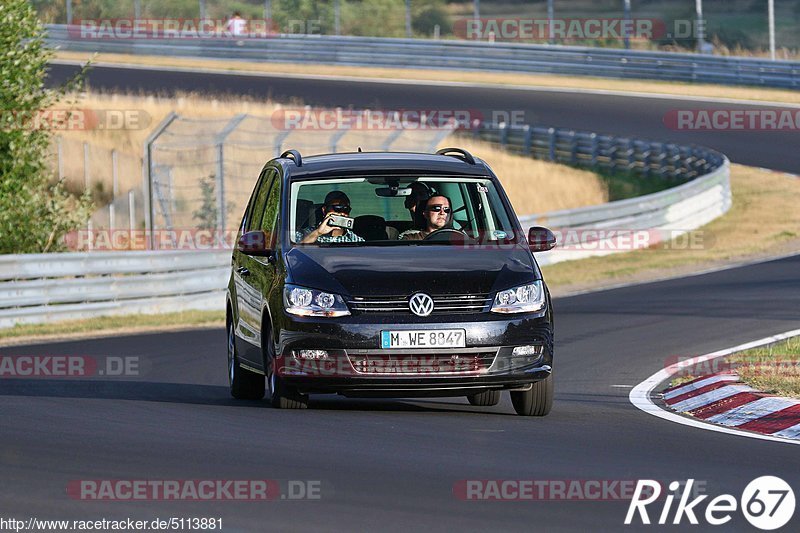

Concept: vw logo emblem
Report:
left=409, top=293, right=434, bottom=317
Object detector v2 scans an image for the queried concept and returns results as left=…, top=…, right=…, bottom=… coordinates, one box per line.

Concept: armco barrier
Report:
left=46, top=24, right=800, bottom=89
left=0, top=251, right=229, bottom=328
left=0, top=124, right=730, bottom=328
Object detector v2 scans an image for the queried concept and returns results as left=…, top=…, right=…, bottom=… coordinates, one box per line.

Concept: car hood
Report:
left=284, top=245, right=539, bottom=297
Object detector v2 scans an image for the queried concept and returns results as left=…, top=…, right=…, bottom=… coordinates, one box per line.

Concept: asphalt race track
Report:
left=47, top=63, right=800, bottom=173
left=1, top=64, right=796, bottom=530
left=3, top=256, right=800, bottom=530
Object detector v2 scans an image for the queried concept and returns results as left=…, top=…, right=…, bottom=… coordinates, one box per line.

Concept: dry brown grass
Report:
left=57, top=51, right=800, bottom=105
left=55, top=91, right=283, bottom=156
left=727, top=337, right=800, bottom=398
left=542, top=164, right=800, bottom=292
left=53, top=91, right=607, bottom=217
left=439, top=138, right=607, bottom=213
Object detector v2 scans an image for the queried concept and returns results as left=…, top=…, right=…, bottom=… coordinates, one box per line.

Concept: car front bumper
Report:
left=275, top=310, right=553, bottom=397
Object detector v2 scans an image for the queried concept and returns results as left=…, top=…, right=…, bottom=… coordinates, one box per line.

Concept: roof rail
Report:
left=280, top=149, right=303, bottom=166
left=435, top=148, right=475, bottom=165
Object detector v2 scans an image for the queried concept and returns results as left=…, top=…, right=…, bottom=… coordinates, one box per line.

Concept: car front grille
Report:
left=347, top=351, right=497, bottom=375
left=347, top=293, right=491, bottom=314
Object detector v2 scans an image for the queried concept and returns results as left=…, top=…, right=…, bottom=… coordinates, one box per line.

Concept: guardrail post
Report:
left=212, top=114, right=248, bottom=240
left=110, top=149, right=118, bottom=230
left=498, top=122, right=508, bottom=147
left=628, top=139, right=636, bottom=172
left=523, top=125, right=532, bottom=155
left=129, top=190, right=136, bottom=236
left=590, top=133, right=598, bottom=166
left=216, top=143, right=225, bottom=235
left=143, top=112, right=178, bottom=249
left=548, top=128, right=556, bottom=161
left=568, top=131, right=577, bottom=165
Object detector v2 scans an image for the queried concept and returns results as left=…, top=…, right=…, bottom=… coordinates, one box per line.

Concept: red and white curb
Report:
left=630, top=328, right=800, bottom=446
left=662, top=373, right=800, bottom=439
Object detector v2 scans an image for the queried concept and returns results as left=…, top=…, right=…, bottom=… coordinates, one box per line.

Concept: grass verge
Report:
left=56, top=51, right=800, bottom=106
left=6, top=164, right=799, bottom=345
left=728, top=337, right=800, bottom=398
left=0, top=310, right=224, bottom=347
left=58, top=92, right=610, bottom=216
left=542, top=164, right=800, bottom=294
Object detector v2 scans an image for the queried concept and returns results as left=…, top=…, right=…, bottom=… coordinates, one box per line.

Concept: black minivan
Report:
left=226, top=148, right=556, bottom=416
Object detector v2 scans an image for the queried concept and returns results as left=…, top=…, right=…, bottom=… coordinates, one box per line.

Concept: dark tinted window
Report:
left=248, top=169, right=277, bottom=232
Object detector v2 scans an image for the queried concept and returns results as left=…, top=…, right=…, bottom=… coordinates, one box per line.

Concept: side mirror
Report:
left=528, top=226, right=556, bottom=252
left=237, top=230, right=273, bottom=256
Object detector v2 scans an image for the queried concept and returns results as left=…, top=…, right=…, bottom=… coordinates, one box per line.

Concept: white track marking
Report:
left=663, top=374, right=739, bottom=400
left=670, top=384, right=754, bottom=412
left=773, top=423, right=800, bottom=439
left=706, top=397, right=800, bottom=427
left=629, top=328, right=800, bottom=446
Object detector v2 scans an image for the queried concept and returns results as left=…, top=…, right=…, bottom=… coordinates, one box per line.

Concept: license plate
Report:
left=381, top=329, right=466, bottom=349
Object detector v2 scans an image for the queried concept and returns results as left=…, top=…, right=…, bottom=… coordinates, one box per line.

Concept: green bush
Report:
left=0, top=0, right=93, bottom=253
left=412, top=0, right=451, bottom=37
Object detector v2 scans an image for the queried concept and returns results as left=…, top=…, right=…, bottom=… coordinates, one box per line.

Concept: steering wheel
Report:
left=423, top=228, right=471, bottom=242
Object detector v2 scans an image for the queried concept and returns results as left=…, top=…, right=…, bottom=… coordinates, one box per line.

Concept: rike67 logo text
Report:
left=625, top=477, right=795, bottom=530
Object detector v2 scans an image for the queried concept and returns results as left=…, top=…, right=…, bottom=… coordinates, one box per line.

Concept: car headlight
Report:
left=284, top=285, right=350, bottom=317
left=491, top=281, right=546, bottom=314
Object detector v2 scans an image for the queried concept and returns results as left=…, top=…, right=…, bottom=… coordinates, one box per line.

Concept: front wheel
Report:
left=510, top=375, right=553, bottom=416
left=227, top=321, right=265, bottom=400
left=264, top=329, right=309, bottom=409
left=466, top=390, right=501, bottom=406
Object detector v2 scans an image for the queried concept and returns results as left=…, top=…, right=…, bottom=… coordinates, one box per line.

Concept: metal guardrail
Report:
left=0, top=251, right=229, bottom=328
left=0, top=121, right=730, bottom=328
left=469, top=122, right=730, bottom=266
left=46, top=24, right=800, bottom=88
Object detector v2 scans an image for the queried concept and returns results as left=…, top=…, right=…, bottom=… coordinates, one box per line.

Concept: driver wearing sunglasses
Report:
left=298, top=191, right=364, bottom=244
left=399, top=195, right=453, bottom=241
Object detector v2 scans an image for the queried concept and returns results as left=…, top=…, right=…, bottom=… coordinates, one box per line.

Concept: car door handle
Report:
left=236, top=267, right=250, bottom=276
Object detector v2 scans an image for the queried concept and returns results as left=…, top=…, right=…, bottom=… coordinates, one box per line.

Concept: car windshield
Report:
left=289, top=176, right=518, bottom=246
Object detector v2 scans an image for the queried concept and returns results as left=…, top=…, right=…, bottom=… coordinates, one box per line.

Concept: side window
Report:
left=248, top=169, right=277, bottom=232
left=259, top=170, right=282, bottom=247
left=241, top=167, right=270, bottom=234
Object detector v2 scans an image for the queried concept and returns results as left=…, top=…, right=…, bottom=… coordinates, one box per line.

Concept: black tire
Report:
left=269, top=373, right=309, bottom=409
left=467, top=390, right=501, bottom=406
left=227, top=320, right=265, bottom=400
left=510, top=375, right=553, bottom=416
left=263, top=329, right=309, bottom=409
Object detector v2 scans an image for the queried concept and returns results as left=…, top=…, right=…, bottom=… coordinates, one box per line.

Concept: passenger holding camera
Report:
left=298, top=191, right=364, bottom=244
left=399, top=195, right=453, bottom=241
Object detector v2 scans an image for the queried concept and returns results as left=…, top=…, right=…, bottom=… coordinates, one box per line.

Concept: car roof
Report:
left=274, top=151, right=495, bottom=180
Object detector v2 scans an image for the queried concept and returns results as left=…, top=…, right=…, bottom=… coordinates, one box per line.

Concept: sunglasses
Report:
left=426, top=205, right=451, bottom=213
left=326, top=204, right=352, bottom=214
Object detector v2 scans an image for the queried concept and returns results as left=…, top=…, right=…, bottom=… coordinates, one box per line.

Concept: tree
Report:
left=193, top=174, right=219, bottom=230
left=0, top=0, right=93, bottom=253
